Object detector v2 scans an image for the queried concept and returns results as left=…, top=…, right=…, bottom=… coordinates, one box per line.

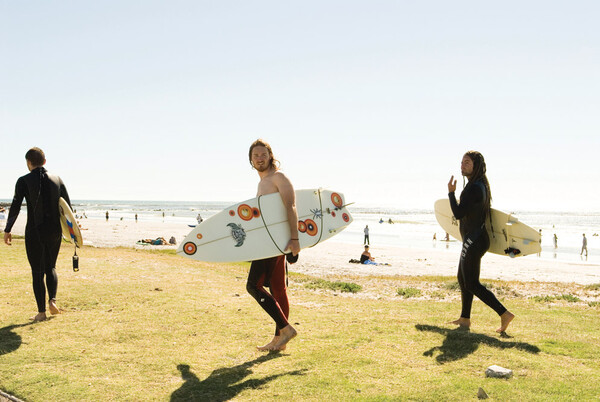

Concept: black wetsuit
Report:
left=246, top=255, right=290, bottom=335
left=4, top=167, right=70, bottom=313
left=449, top=180, right=506, bottom=319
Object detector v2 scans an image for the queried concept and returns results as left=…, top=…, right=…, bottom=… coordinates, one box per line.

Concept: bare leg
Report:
left=270, top=325, right=297, bottom=351
left=496, top=311, right=515, bottom=333
left=448, top=317, right=471, bottom=328
left=49, top=299, right=60, bottom=315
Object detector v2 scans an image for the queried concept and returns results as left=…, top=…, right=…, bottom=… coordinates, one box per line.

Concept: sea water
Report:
left=1, top=199, right=598, bottom=264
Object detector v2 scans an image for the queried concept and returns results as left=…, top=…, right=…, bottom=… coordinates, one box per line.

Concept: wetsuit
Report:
left=449, top=180, right=506, bottom=319
left=4, top=167, right=70, bottom=313
left=246, top=255, right=289, bottom=335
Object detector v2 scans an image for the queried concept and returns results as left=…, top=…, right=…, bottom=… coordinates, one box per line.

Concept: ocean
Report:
left=1, top=199, right=598, bottom=264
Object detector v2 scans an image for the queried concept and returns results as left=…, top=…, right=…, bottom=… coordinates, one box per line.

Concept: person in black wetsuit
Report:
left=447, top=151, right=514, bottom=333
left=3, top=147, right=71, bottom=322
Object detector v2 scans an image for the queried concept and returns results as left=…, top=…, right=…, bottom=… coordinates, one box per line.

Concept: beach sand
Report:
left=5, top=216, right=600, bottom=285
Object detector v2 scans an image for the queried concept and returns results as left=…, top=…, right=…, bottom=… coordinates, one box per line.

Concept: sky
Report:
left=1, top=1, right=599, bottom=211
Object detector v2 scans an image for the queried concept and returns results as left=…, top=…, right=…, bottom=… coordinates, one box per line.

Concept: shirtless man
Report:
left=246, top=139, right=299, bottom=351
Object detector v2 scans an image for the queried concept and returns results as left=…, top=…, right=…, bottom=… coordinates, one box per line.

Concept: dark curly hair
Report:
left=464, top=150, right=492, bottom=215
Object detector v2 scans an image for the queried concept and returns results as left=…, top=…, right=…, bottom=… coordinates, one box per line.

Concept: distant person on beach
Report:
left=135, top=213, right=138, bottom=222
left=444, top=232, right=450, bottom=241
left=196, top=213, right=203, bottom=224
left=447, top=150, right=514, bottom=333
left=360, top=245, right=376, bottom=265
left=553, top=234, right=558, bottom=249
left=3, top=147, right=71, bottom=322
left=105, top=211, right=109, bottom=221
left=246, top=139, right=298, bottom=351
left=364, top=225, right=370, bottom=245
left=581, top=234, right=588, bottom=257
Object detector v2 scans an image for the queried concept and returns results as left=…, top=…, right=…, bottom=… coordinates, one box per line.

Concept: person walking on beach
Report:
left=246, top=139, right=298, bottom=351
left=581, top=234, right=588, bottom=257
left=447, top=151, right=514, bottom=333
left=364, top=225, right=370, bottom=245
left=553, top=234, right=558, bottom=249
left=3, top=147, right=72, bottom=322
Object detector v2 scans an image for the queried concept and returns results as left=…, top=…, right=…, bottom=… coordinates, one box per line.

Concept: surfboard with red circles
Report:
left=177, top=189, right=353, bottom=262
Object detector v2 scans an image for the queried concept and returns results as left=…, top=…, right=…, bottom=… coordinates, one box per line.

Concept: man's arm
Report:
left=274, top=172, right=300, bottom=257
left=4, top=178, right=26, bottom=245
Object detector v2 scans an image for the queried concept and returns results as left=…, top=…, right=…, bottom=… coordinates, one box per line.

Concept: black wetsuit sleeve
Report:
left=59, top=178, right=71, bottom=208
left=4, top=178, right=26, bottom=233
left=448, top=185, right=483, bottom=220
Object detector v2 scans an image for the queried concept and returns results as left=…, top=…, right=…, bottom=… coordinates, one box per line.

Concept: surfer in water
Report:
left=447, top=151, right=514, bottom=333
left=246, top=139, right=299, bottom=351
left=3, top=147, right=71, bottom=322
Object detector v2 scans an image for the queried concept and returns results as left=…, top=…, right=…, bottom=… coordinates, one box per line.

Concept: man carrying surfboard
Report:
left=246, top=139, right=298, bottom=351
left=447, top=151, right=515, bottom=333
left=3, top=147, right=72, bottom=322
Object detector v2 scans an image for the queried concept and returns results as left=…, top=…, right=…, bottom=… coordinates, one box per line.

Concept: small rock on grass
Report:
left=485, top=365, right=513, bottom=379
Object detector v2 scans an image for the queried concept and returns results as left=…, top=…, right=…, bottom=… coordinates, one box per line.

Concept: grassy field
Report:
left=1, top=239, right=599, bottom=401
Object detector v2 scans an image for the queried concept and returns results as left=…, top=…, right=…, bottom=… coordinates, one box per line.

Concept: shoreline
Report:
left=4, top=216, right=600, bottom=285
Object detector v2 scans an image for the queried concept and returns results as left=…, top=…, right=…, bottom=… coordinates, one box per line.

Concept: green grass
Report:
left=396, top=287, right=421, bottom=298
left=1, top=240, right=600, bottom=401
left=531, top=294, right=582, bottom=303
left=300, top=278, right=362, bottom=293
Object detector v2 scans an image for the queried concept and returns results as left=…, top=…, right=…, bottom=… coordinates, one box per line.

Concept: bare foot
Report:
left=257, top=336, right=280, bottom=351
left=32, top=312, right=47, bottom=322
left=49, top=300, right=60, bottom=315
left=270, top=325, right=297, bottom=351
left=497, top=311, right=515, bottom=333
left=448, top=317, right=471, bottom=328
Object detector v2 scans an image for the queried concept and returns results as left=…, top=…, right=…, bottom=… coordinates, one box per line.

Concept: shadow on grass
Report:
left=416, top=324, right=541, bottom=364
left=171, top=353, right=307, bottom=401
left=0, top=322, right=35, bottom=356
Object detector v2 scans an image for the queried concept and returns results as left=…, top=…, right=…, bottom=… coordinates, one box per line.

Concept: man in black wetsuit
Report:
left=447, top=151, right=514, bottom=333
left=3, top=147, right=71, bottom=322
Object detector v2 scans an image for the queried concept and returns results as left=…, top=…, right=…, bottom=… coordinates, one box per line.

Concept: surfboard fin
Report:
left=504, top=247, right=521, bottom=258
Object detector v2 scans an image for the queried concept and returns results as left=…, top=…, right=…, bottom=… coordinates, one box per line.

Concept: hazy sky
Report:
left=2, top=1, right=599, bottom=211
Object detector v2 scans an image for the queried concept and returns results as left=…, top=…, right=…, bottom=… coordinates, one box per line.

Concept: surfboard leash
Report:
left=314, top=189, right=324, bottom=245
left=257, top=195, right=287, bottom=256
left=72, top=245, right=79, bottom=272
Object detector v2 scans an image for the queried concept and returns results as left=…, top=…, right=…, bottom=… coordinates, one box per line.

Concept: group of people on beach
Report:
left=4, top=142, right=518, bottom=350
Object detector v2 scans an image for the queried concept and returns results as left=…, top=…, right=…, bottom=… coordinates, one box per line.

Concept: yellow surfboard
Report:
left=434, top=199, right=541, bottom=257
left=58, top=197, right=83, bottom=248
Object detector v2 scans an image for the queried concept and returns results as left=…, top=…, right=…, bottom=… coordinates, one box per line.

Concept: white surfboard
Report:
left=59, top=197, right=83, bottom=248
left=434, top=199, right=541, bottom=257
left=178, top=189, right=353, bottom=262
